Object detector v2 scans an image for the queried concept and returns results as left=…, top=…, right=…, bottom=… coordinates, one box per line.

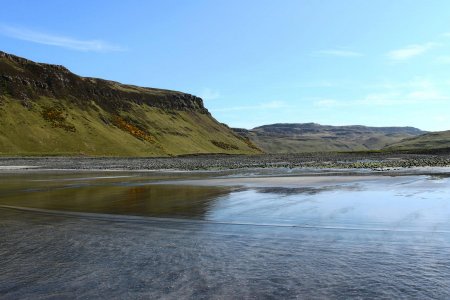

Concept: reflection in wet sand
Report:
left=0, top=172, right=450, bottom=231
left=2, top=204, right=450, bottom=299
left=1, top=170, right=450, bottom=298
left=0, top=181, right=231, bottom=219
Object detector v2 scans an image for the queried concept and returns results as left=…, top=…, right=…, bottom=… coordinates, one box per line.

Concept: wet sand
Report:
left=1, top=167, right=450, bottom=299
left=154, top=174, right=421, bottom=188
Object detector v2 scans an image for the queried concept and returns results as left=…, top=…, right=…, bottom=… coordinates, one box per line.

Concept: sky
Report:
left=1, top=0, right=450, bottom=131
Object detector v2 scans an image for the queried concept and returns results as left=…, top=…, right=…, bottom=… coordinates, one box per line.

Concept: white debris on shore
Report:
left=0, top=166, right=40, bottom=170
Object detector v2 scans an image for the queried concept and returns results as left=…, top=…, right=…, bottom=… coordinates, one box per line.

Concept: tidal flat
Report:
left=1, top=165, right=450, bottom=299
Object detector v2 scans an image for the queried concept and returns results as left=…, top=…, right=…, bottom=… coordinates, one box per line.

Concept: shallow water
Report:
left=1, top=170, right=450, bottom=299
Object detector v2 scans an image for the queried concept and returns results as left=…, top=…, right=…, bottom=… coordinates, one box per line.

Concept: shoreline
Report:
left=0, top=153, right=449, bottom=174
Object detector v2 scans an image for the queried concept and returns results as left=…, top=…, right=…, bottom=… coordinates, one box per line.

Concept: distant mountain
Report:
left=0, top=51, right=261, bottom=156
left=384, top=130, right=450, bottom=152
left=233, top=123, right=425, bottom=153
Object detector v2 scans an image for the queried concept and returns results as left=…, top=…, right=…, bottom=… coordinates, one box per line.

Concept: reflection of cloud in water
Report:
left=394, top=211, right=422, bottom=224
left=3, top=172, right=450, bottom=233
left=255, top=184, right=363, bottom=196
left=328, top=206, right=356, bottom=220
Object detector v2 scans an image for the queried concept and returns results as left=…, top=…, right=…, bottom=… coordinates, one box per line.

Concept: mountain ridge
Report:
left=251, top=123, right=424, bottom=135
left=0, top=51, right=261, bottom=156
left=233, top=123, right=426, bottom=153
left=0, top=51, right=208, bottom=113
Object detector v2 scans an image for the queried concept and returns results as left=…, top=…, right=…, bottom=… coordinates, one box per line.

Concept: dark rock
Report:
left=0, top=50, right=209, bottom=115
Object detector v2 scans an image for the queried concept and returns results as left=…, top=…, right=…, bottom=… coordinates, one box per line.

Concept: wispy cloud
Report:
left=316, top=49, right=363, bottom=57
left=0, top=25, right=125, bottom=52
left=386, top=42, right=436, bottom=61
left=198, top=88, right=221, bottom=101
left=313, top=79, right=449, bottom=108
left=211, top=100, right=288, bottom=112
left=366, top=78, right=449, bottom=105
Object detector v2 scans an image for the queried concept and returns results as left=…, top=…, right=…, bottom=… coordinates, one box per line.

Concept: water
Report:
left=1, top=170, right=450, bottom=299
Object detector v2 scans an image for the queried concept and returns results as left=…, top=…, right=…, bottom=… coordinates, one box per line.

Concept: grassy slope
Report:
left=242, top=131, right=418, bottom=153
left=0, top=96, right=259, bottom=156
left=384, top=131, right=450, bottom=151
left=0, top=51, right=261, bottom=156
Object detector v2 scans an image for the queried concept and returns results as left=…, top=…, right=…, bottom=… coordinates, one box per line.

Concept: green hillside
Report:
left=234, top=123, right=425, bottom=153
left=384, top=130, right=450, bottom=152
left=0, top=51, right=261, bottom=156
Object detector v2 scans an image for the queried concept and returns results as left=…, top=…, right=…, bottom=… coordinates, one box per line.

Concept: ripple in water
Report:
left=1, top=171, right=450, bottom=299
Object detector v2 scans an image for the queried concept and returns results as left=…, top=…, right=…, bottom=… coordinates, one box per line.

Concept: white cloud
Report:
left=312, top=79, right=449, bottom=108
left=407, top=89, right=449, bottom=101
left=0, top=25, right=125, bottom=52
left=198, top=88, right=221, bottom=101
left=386, top=43, right=436, bottom=61
left=354, top=85, right=448, bottom=106
left=316, top=49, right=363, bottom=57
left=358, top=89, right=448, bottom=106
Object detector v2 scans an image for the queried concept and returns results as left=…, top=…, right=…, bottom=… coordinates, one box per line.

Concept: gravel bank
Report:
left=0, top=152, right=450, bottom=171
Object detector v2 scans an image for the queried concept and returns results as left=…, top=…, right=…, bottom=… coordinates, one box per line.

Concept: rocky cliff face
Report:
left=0, top=51, right=260, bottom=156
left=0, top=51, right=208, bottom=113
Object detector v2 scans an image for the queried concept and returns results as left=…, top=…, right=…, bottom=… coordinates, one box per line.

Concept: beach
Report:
left=1, top=159, right=450, bottom=298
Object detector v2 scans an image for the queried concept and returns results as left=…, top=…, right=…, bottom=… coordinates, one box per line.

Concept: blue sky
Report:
left=1, top=0, right=450, bottom=131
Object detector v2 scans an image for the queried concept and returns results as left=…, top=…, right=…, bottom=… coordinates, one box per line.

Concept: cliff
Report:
left=0, top=51, right=207, bottom=113
left=0, top=51, right=261, bottom=156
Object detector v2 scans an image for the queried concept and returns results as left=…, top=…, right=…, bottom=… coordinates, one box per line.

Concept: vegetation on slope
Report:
left=234, top=123, right=425, bottom=153
left=384, top=130, right=450, bottom=152
left=0, top=51, right=261, bottom=156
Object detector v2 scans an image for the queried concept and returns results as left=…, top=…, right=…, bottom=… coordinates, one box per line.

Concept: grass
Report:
left=384, top=130, right=450, bottom=151
left=0, top=97, right=261, bottom=157
left=0, top=51, right=262, bottom=157
left=243, top=132, right=413, bottom=153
